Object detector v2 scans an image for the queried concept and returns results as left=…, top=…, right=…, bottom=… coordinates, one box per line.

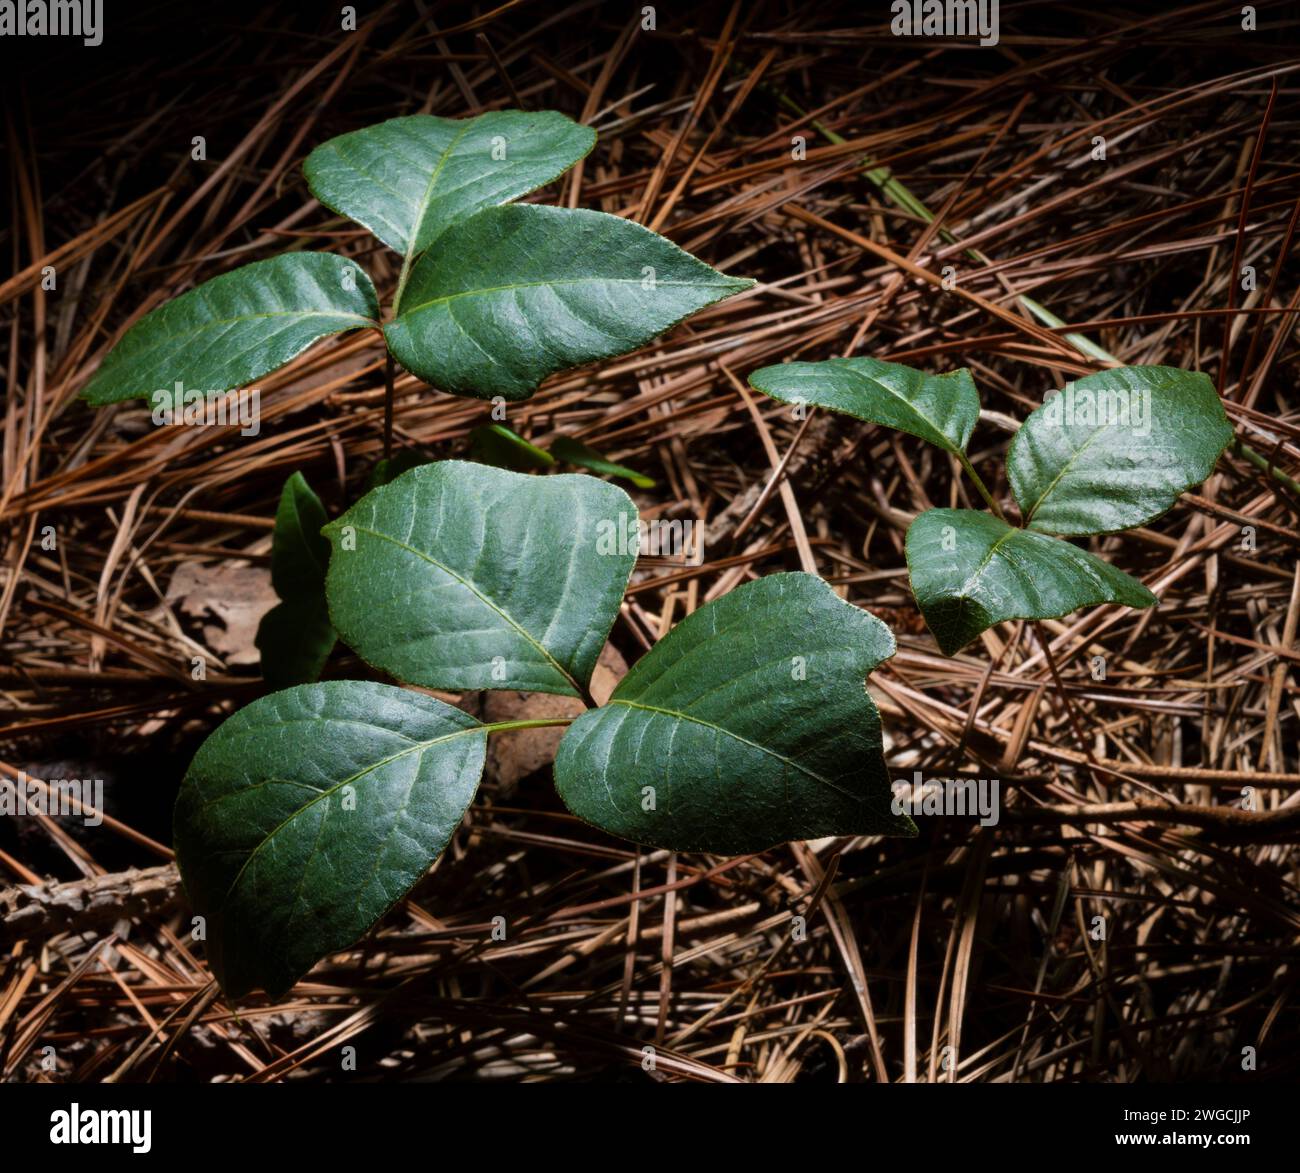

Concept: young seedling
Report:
left=173, top=461, right=915, bottom=999
left=82, top=109, right=750, bottom=685
left=747, top=361, right=1233, bottom=654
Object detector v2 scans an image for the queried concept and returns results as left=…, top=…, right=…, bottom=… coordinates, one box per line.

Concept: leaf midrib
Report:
left=1021, top=422, right=1109, bottom=526
left=839, top=364, right=961, bottom=454
left=212, top=721, right=484, bottom=914
left=397, top=275, right=745, bottom=319
left=955, top=521, right=1022, bottom=599
left=404, top=118, right=475, bottom=259
left=605, top=698, right=859, bottom=803
left=349, top=524, right=582, bottom=694
left=99, top=308, right=374, bottom=382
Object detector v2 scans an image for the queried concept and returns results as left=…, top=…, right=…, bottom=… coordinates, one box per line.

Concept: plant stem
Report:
left=957, top=453, right=1007, bottom=522
left=481, top=716, right=575, bottom=735
left=1232, top=436, right=1300, bottom=501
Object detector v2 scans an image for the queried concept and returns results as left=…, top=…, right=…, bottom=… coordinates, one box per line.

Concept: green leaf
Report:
left=323, top=460, right=637, bottom=695
left=748, top=359, right=980, bottom=455
left=469, top=423, right=556, bottom=471
left=384, top=205, right=753, bottom=401
left=268, top=472, right=330, bottom=598
left=255, top=598, right=335, bottom=691
left=303, top=110, right=595, bottom=258
left=82, top=253, right=379, bottom=406
left=550, top=435, right=656, bottom=488
left=554, top=573, right=914, bottom=853
left=1007, top=365, right=1232, bottom=535
left=173, top=681, right=489, bottom=999
left=906, top=509, right=1156, bottom=656
left=255, top=473, right=336, bottom=688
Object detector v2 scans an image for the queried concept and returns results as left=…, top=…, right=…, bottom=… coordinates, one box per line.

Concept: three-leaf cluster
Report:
left=82, top=110, right=751, bottom=408
left=175, top=461, right=912, bottom=998
left=749, top=360, right=1232, bottom=654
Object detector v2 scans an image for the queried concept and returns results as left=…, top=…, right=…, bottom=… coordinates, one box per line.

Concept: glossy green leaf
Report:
left=469, top=423, right=556, bottom=471
left=550, top=435, right=656, bottom=488
left=255, top=473, right=336, bottom=688
left=323, top=460, right=636, bottom=695
left=384, top=205, right=752, bottom=401
left=173, top=681, right=489, bottom=998
left=268, top=472, right=331, bottom=599
left=82, top=253, right=379, bottom=406
left=303, top=110, right=595, bottom=258
left=906, top=509, right=1156, bottom=656
left=254, top=598, right=335, bottom=692
left=1008, top=365, right=1232, bottom=535
left=748, top=358, right=980, bottom=455
left=554, top=573, right=914, bottom=853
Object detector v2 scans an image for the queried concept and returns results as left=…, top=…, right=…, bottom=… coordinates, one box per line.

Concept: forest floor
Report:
left=2, top=0, right=1299, bottom=1082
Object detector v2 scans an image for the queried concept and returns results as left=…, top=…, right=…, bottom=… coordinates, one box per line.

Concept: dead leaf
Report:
left=165, top=562, right=276, bottom=665
left=480, top=642, right=628, bottom=793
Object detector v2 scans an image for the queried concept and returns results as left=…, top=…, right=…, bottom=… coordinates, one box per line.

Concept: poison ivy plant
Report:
left=750, top=361, right=1232, bottom=654
left=302, top=111, right=596, bottom=262
left=174, top=461, right=910, bottom=999
left=1006, top=365, right=1231, bottom=535
left=749, top=358, right=980, bottom=458
left=84, top=105, right=745, bottom=712
left=255, top=472, right=336, bottom=687
left=83, top=108, right=748, bottom=413
left=174, top=680, right=494, bottom=999
left=905, top=510, right=1156, bottom=656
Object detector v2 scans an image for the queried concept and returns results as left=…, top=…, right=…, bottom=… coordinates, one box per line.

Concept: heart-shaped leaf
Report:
left=255, top=472, right=336, bottom=688
left=1007, top=365, right=1232, bottom=535
left=554, top=573, right=914, bottom=853
left=384, top=205, right=752, bottom=401
left=173, top=681, right=489, bottom=998
left=323, top=460, right=637, bottom=695
left=303, top=110, right=595, bottom=259
left=906, top=509, right=1156, bottom=656
left=748, top=358, right=980, bottom=455
left=82, top=253, right=379, bottom=406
